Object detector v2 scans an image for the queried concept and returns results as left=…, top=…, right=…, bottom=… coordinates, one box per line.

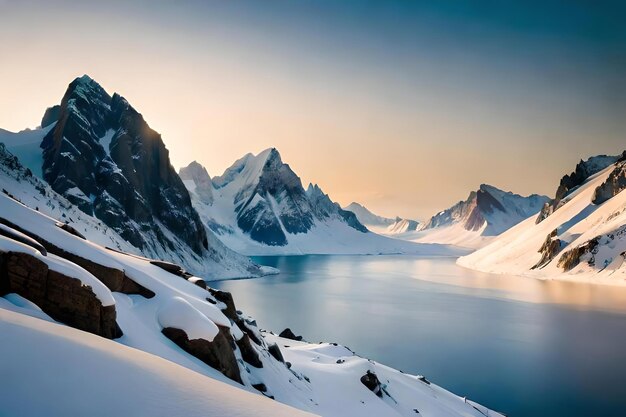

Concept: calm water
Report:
left=213, top=255, right=626, bottom=417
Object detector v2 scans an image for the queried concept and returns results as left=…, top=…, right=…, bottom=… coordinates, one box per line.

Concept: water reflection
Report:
left=213, top=255, right=626, bottom=417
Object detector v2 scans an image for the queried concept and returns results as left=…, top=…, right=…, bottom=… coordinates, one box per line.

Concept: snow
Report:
left=264, top=334, right=505, bottom=417
left=0, top=293, right=54, bottom=323
left=99, top=129, right=116, bottom=154
left=0, top=142, right=502, bottom=417
left=0, top=308, right=315, bottom=417
left=459, top=162, right=626, bottom=286
left=157, top=296, right=220, bottom=341
left=0, top=123, right=55, bottom=177
left=186, top=151, right=463, bottom=257
left=343, top=201, right=396, bottom=229
left=398, top=184, right=548, bottom=249
left=0, top=230, right=116, bottom=306
left=0, top=144, right=265, bottom=280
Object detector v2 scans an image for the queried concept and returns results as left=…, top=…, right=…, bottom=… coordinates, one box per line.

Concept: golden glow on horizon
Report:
left=1, top=3, right=624, bottom=220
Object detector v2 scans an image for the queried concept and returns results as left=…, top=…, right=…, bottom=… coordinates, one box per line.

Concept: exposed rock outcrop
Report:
left=360, top=370, right=383, bottom=397
left=532, top=229, right=562, bottom=269
left=161, top=326, right=242, bottom=384
left=279, top=328, right=303, bottom=341
left=592, top=159, right=626, bottom=205
left=0, top=217, right=154, bottom=298
left=537, top=154, right=621, bottom=223
left=236, top=333, right=263, bottom=368
left=0, top=251, right=121, bottom=339
left=557, top=238, right=599, bottom=271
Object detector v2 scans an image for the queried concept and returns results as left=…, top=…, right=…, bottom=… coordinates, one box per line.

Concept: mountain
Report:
left=0, top=76, right=263, bottom=278
left=181, top=151, right=462, bottom=256
left=387, top=217, right=420, bottom=234
left=343, top=202, right=421, bottom=235
left=535, top=154, right=621, bottom=223
left=409, top=184, right=549, bottom=249
left=344, top=202, right=395, bottom=231
left=180, top=160, right=214, bottom=204
left=0, top=163, right=502, bottom=417
left=458, top=152, right=626, bottom=285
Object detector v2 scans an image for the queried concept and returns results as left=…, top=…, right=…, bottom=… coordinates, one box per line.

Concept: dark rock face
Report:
left=150, top=260, right=193, bottom=279
left=593, top=159, right=626, bottom=205
left=0, top=251, right=122, bottom=339
left=236, top=333, right=263, bottom=368
left=557, top=238, right=599, bottom=271
left=537, top=154, right=621, bottom=223
left=360, top=370, right=383, bottom=397
left=161, top=326, right=242, bottom=384
left=307, top=184, right=368, bottom=233
left=532, top=229, right=563, bottom=269
left=279, top=328, right=303, bottom=341
left=40, top=75, right=207, bottom=254
left=268, top=342, right=285, bottom=363
left=232, top=149, right=315, bottom=246
left=208, top=288, right=238, bottom=321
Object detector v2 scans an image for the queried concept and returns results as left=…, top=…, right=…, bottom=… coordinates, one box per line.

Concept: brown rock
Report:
left=161, top=326, right=242, bottom=384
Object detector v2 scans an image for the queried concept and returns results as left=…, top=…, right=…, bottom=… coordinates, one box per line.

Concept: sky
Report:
left=0, top=0, right=624, bottom=219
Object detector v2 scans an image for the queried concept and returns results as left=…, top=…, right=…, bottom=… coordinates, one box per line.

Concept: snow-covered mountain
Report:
left=458, top=152, right=626, bottom=285
left=0, top=166, right=503, bottom=416
left=181, top=150, right=461, bottom=256
left=0, top=76, right=265, bottom=279
left=344, top=202, right=395, bottom=230
left=344, top=202, right=421, bottom=234
left=408, top=184, right=549, bottom=249
left=387, top=217, right=421, bottom=234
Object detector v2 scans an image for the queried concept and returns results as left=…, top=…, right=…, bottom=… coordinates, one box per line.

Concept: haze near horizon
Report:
left=0, top=0, right=624, bottom=219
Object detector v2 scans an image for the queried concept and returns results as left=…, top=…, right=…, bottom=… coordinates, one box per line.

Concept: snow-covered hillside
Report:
left=0, top=180, right=503, bottom=416
left=459, top=153, right=626, bottom=285
left=181, top=151, right=462, bottom=256
left=0, top=143, right=263, bottom=279
left=408, top=184, right=549, bottom=249
left=0, top=309, right=314, bottom=417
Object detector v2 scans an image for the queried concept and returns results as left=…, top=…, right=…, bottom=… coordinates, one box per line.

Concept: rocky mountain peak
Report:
left=39, top=76, right=208, bottom=255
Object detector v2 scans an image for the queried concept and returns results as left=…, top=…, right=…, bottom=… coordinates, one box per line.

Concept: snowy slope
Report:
left=0, top=309, right=314, bottom=417
left=0, top=143, right=263, bottom=279
left=411, top=184, right=549, bottom=249
left=0, top=192, right=503, bottom=417
left=182, top=152, right=463, bottom=256
left=459, top=156, right=626, bottom=285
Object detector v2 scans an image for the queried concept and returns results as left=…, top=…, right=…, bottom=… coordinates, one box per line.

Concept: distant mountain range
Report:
left=343, top=202, right=420, bottom=234
left=180, top=151, right=452, bottom=256
left=459, top=152, right=626, bottom=283
left=347, top=185, right=549, bottom=249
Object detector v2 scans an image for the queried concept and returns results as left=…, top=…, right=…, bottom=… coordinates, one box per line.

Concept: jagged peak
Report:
left=180, top=160, right=211, bottom=183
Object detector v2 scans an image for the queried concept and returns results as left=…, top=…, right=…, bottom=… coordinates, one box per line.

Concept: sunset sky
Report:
left=0, top=0, right=624, bottom=219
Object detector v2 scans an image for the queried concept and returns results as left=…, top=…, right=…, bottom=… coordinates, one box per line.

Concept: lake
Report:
left=212, top=255, right=626, bottom=417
